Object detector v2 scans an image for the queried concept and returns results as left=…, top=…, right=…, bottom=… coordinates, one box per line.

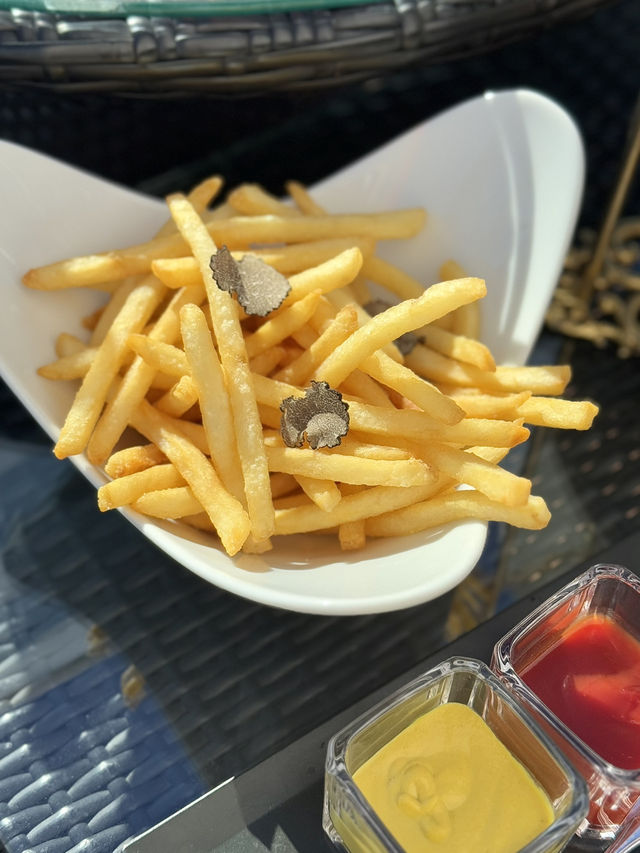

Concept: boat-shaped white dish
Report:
left=0, top=88, right=584, bottom=615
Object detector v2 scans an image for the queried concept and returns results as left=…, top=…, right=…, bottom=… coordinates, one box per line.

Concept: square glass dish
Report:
left=492, top=564, right=640, bottom=848
left=323, top=657, right=588, bottom=853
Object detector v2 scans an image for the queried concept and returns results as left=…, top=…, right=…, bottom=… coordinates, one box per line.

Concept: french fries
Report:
left=24, top=175, right=599, bottom=560
left=314, top=277, right=487, bottom=388
left=167, top=193, right=274, bottom=544
left=131, top=400, right=251, bottom=555
left=54, top=275, right=166, bottom=459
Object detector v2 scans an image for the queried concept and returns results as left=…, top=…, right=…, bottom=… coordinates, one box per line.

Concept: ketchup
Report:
left=521, top=613, right=640, bottom=770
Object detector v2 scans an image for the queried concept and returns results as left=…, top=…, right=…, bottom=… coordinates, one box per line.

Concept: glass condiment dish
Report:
left=323, top=656, right=588, bottom=852
left=492, top=564, right=640, bottom=849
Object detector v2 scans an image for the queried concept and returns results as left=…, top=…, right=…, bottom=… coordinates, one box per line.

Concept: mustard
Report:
left=353, top=702, right=554, bottom=853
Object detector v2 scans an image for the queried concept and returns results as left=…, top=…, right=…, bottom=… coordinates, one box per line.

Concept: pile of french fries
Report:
left=24, top=177, right=599, bottom=557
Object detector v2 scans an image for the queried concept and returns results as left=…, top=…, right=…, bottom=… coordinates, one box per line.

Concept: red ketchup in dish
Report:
left=520, top=613, right=640, bottom=770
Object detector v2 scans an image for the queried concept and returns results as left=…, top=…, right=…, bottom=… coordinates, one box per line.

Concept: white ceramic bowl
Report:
left=0, top=88, right=584, bottom=615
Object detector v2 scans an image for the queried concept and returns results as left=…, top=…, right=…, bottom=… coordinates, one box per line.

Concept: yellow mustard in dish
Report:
left=353, top=702, right=554, bottom=853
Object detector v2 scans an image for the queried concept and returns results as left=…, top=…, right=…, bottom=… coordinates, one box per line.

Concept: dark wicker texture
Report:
left=0, top=0, right=617, bottom=95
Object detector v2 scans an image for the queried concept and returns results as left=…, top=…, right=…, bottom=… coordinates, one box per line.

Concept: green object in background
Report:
left=0, top=0, right=383, bottom=16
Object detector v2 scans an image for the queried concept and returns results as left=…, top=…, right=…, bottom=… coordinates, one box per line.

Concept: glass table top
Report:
left=1, top=318, right=638, bottom=853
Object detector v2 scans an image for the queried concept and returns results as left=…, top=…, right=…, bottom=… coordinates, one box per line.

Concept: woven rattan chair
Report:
left=0, top=0, right=617, bottom=95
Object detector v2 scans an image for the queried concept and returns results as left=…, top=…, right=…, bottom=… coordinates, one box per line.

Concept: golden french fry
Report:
left=23, top=206, right=420, bottom=290
left=276, top=305, right=358, bottom=385
left=361, top=254, right=426, bottom=301
left=127, top=334, right=190, bottom=378
left=22, top=231, right=189, bottom=290
left=257, top=371, right=527, bottom=446
left=82, top=307, right=103, bottom=331
left=181, top=511, right=215, bottom=531
left=154, top=175, right=224, bottom=239
left=410, top=441, right=532, bottom=507
left=284, top=248, right=363, bottom=306
left=332, top=438, right=414, bottom=461
left=228, top=183, right=301, bottom=217
left=167, top=417, right=209, bottom=454
left=55, top=332, right=87, bottom=358
left=98, top=463, right=185, bottom=511
left=326, top=286, right=404, bottom=363
left=438, top=260, right=467, bottom=281
left=90, top=277, right=145, bottom=346
left=262, top=431, right=415, bottom=463
left=151, top=257, right=202, bottom=289
left=294, top=475, right=342, bottom=512
left=315, top=278, right=486, bottom=388
left=467, top=445, right=510, bottom=465
left=37, top=177, right=222, bottom=291
left=149, top=372, right=181, bottom=391
left=27, top=178, right=222, bottom=291
left=308, top=293, right=342, bottom=332
left=104, top=443, right=167, bottom=478
left=285, top=180, right=326, bottom=215
left=419, top=325, right=495, bottom=371
left=449, top=302, right=481, bottom=339
left=445, top=390, right=531, bottom=419
left=131, top=400, right=250, bottom=554
left=339, top=370, right=395, bottom=409
left=242, top=535, right=273, bottom=554
left=155, top=375, right=199, bottom=417
left=207, top=200, right=238, bottom=220
left=517, top=396, right=599, bottom=430
left=38, top=346, right=97, bottom=381
left=168, top=193, right=274, bottom=543
left=365, top=491, right=551, bottom=538
left=187, top=175, right=225, bottom=211
left=274, top=483, right=440, bottom=535
left=249, top=346, right=287, bottom=377
left=437, top=260, right=482, bottom=339
left=134, top=486, right=202, bottom=519
left=152, top=238, right=376, bottom=288
left=360, top=350, right=464, bottom=424
left=266, top=445, right=433, bottom=487
left=245, top=291, right=321, bottom=358
left=180, top=302, right=245, bottom=504
left=269, top=472, right=299, bottom=499
left=277, top=342, right=305, bottom=368
left=406, top=344, right=571, bottom=395
left=338, top=519, right=367, bottom=551
left=266, top=237, right=375, bottom=274
left=86, top=282, right=206, bottom=465
left=257, top=402, right=282, bottom=430
left=273, top=492, right=313, bottom=510
left=347, top=403, right=529, bottom=447
left=207, top=209, right=426, bottom=245
left=54, top=275, right=166, bottom=459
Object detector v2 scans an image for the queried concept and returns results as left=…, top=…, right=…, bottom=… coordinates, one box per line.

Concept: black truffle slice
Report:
left=209, top=246, right=290, bottom=317
left=280, top=381, right=350, bottom=450
left=364, top=297, right=422, bottom=355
